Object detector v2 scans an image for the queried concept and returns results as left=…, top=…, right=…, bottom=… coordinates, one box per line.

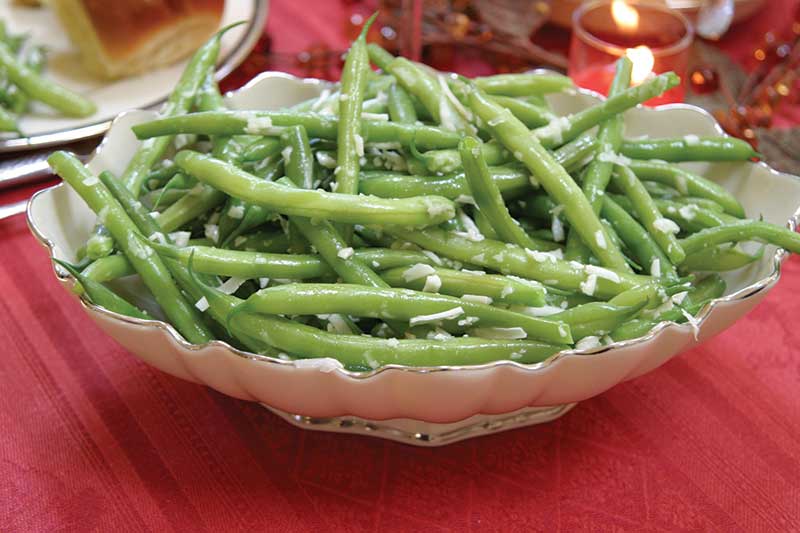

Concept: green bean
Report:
left=175, top=150, right=455, bottom=227
left=620, top=137, right=759, bottom=162
left=82, top=254, right=136, bottom=283
left=460, top=136, right=542, bottom=249
left=123, top=23, right=238, bottom=194
left=627, top=159, right=745, bottom=217
left=164, top=258, right=275, bottom=355
left=612, top=165, right=685, bottom=264
left=54, top=260, right=150, bottom=319
left=384, top=226, right=649, bottom=298
left=361, top=166, right=532, bottom=201
left=0, top=42, right=95, bottom=117
left=240, top=137, right=282, bottom=162
left=466, top=86, right=631, bottom=272
left=156, top=185, right=226, bottom=233
left=472, top=208, right=500, bottom=240
left=380, top=265, right=547, bottom=306
left=387, top=83, right=417, bottom=123
left=532, top=73, right=680, bottom=148
left=681, top=245, right=764, bottom=272
left=3, top=44, right=46, bottom=114
left=474, top=73, right=573, bottom=96
left=679, top=220, right=800, bottom=255
left=229, top=229, right=289, bottom=253
left=150, top=242, right=442, bottom=280
left=232, top=307, right=567, bottom=368
left=601, top=196, right=677, bottom=279
left=143, top=164, right=182, bottom=190
left=565, top=57, right=632, bottom=263
left=488, top=95, right=555, bottom=128
left=336, top=14, right=375, bottom=199
left=0, top=105, right=19, bottom=133
left=236, top=283, right=572, bottom=344
left=132, top=110, right=463, bottom=151
left=277, top=177, right=388, bottom=288
left=281, top=125, right=315, bottom=189
left=610, top=274, right=726, bottom=341
left=48, top=151, right=212, bottom=344
left=84, top=225, right=114, bottom=260
left=652, top=198, right=731, bottom=233
left=368, top=44, right=469, bottom=132
left=549, top=301, right=646, bottom=340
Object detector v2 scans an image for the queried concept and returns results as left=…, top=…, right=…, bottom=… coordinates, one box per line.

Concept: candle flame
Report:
left=626, top=45, right=655, bottom=85
left=611, top=0, right=639, bottom=32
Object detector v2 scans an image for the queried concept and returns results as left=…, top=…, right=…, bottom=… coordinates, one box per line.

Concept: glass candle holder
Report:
left=568, top=0, right=694, bottom=105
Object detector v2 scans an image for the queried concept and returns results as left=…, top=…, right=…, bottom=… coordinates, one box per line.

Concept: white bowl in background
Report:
left=28, top=72, right=800, bottom=446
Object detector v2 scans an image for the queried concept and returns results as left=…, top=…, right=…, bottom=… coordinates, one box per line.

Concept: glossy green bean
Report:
left=336, top=14, right=375, bottom=197
left=467, top=86, right=631, bottom=272
left=236, top=283, right=572, bottom=344
left=387, top=83, right=418, bottom=123
left=612, top=165, right=685, bottom=264
left=384, top=226, right=649, bottom=298
left=240, top=136, right=282, bottom=162
left=679, top=220, right=800, bottom=255
left=681, top=245, right=764, bottom=272
left=54, top=260, right=150, bottom=319
left=380, top=266, right=547, bottom=306
left=601, top=196, right=677, bottom=279
left=620, top=137, right=759, bottom=162
left=565, top=57, right=632, bottom=263
left=48, top=151, right=212, bottom=344
left=488, top=95, right=555, bottom=128
left=132, top=110, right=463, bottom=151
left=175, top=150, right=455, bottom=227
left=474, top=73, right=573, bottom=96
left=81, top=254, right=136, bottom=283
left=460, top=136, right=542, bottom=249
left=627, top=159, right=745, bottom=217
left=532, top=73, right=679, bottom=148
left=0, top=41, right=95, bottom=117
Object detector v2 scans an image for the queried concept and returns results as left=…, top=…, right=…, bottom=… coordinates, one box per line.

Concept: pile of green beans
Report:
left=0, top=20, right=95, bottom=135
left=49, top=19, right=800, bottom=372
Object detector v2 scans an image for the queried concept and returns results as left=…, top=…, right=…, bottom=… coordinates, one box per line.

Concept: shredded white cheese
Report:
left=386, top=338, right=400, bottom=348
left=409, top=306, right=464, bottom=326
left=575, top=336, right=602, bottom=350
left=519, top=305, right=564, bottom=317
left=534, top=115, right=571, bottom=145
left=455, top=194, right=476, bottom=205
left=650, top=258, right=661, bottom=278
left=169, top=231, right=191, bottom=248
left=259, top=277, right=270, bottom=289
left=325, top=314, right=351, bottom=334
left=195, top=297, right=209, bottom=312
left=461, top=269, right=486, bottom=276
left=580, top=274, right=598, bottom=296
left=403, top=263, right=436, bottom=282
left=315, top=151, right=337, bottom=168
left=525, top=248, right=561, bottom=263
left=595, top=230, right=607, bottom=250
left=293, top=358, right=344, bottom=372
left=217, top=277, right=246, bottom=295
left=500, top=285, right=514, bottom=298
left=585, top=265, right=620, bottom=283
left=680, top=308, right=701, bottom=340
left=471, top=327, right=527, bottom=340
left=244, top=116, right=273, bottom=134
left=461, top=294, right=493, bottom=305
left=457, top=316, right=480, bottom=327
left=421, top=250, right=443, bottom=265
left=678, top=204, right=697, bottom=221
left=354, top=133, right=364, bottom=157
left=281, top=146, right=293, bottom=164
left=227, top=205, right=245, bottom=219
left=597, top=151, right=632, bottom=166
left=337, top=247, right=354, bottom=260
left=422, top=274, right=442, bottom=293
left=653, top=217, right=681, bottom=235
left=361, top=112, right=389, bottom=121
left=551, top=214, right=565, bottom=242
left=204, top=224, right=219, bottom=243
left=683, top=134, right=700, bottom=146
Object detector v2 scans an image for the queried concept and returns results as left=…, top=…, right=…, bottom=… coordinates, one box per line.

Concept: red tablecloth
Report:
left=2, top=2, right=800, bottom=531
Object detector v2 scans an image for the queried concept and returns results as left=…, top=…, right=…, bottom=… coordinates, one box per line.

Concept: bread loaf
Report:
left=51, top=0, right=225, bottom=79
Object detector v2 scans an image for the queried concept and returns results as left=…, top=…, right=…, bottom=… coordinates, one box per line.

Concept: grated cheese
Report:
left=409, top=306, right=464, bottom=326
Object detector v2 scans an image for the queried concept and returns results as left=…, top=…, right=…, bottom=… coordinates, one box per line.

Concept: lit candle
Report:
left=568, top=0, right=693, bottom=105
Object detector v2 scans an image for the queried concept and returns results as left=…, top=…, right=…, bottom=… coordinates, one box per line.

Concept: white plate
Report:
left=27, top=72, right=800, bottom=446
left=0, top=0, right=267, bottom=153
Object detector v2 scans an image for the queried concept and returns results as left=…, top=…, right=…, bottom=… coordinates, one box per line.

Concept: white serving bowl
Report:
left=28, top=72, right=800, bottom=446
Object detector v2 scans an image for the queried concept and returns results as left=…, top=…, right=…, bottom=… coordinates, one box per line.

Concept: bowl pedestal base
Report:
left=262, top=403, right=577, bottom=446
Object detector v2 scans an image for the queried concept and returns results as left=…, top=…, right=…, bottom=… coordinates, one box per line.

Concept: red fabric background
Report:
left=2, top=1, right=800, bottom=531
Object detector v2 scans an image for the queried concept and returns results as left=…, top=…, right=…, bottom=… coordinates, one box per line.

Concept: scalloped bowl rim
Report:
left=27, top=71, right=800, bottom=382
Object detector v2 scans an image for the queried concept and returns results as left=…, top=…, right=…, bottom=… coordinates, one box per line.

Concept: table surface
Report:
left=2, top=1, right=800, bottom=531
